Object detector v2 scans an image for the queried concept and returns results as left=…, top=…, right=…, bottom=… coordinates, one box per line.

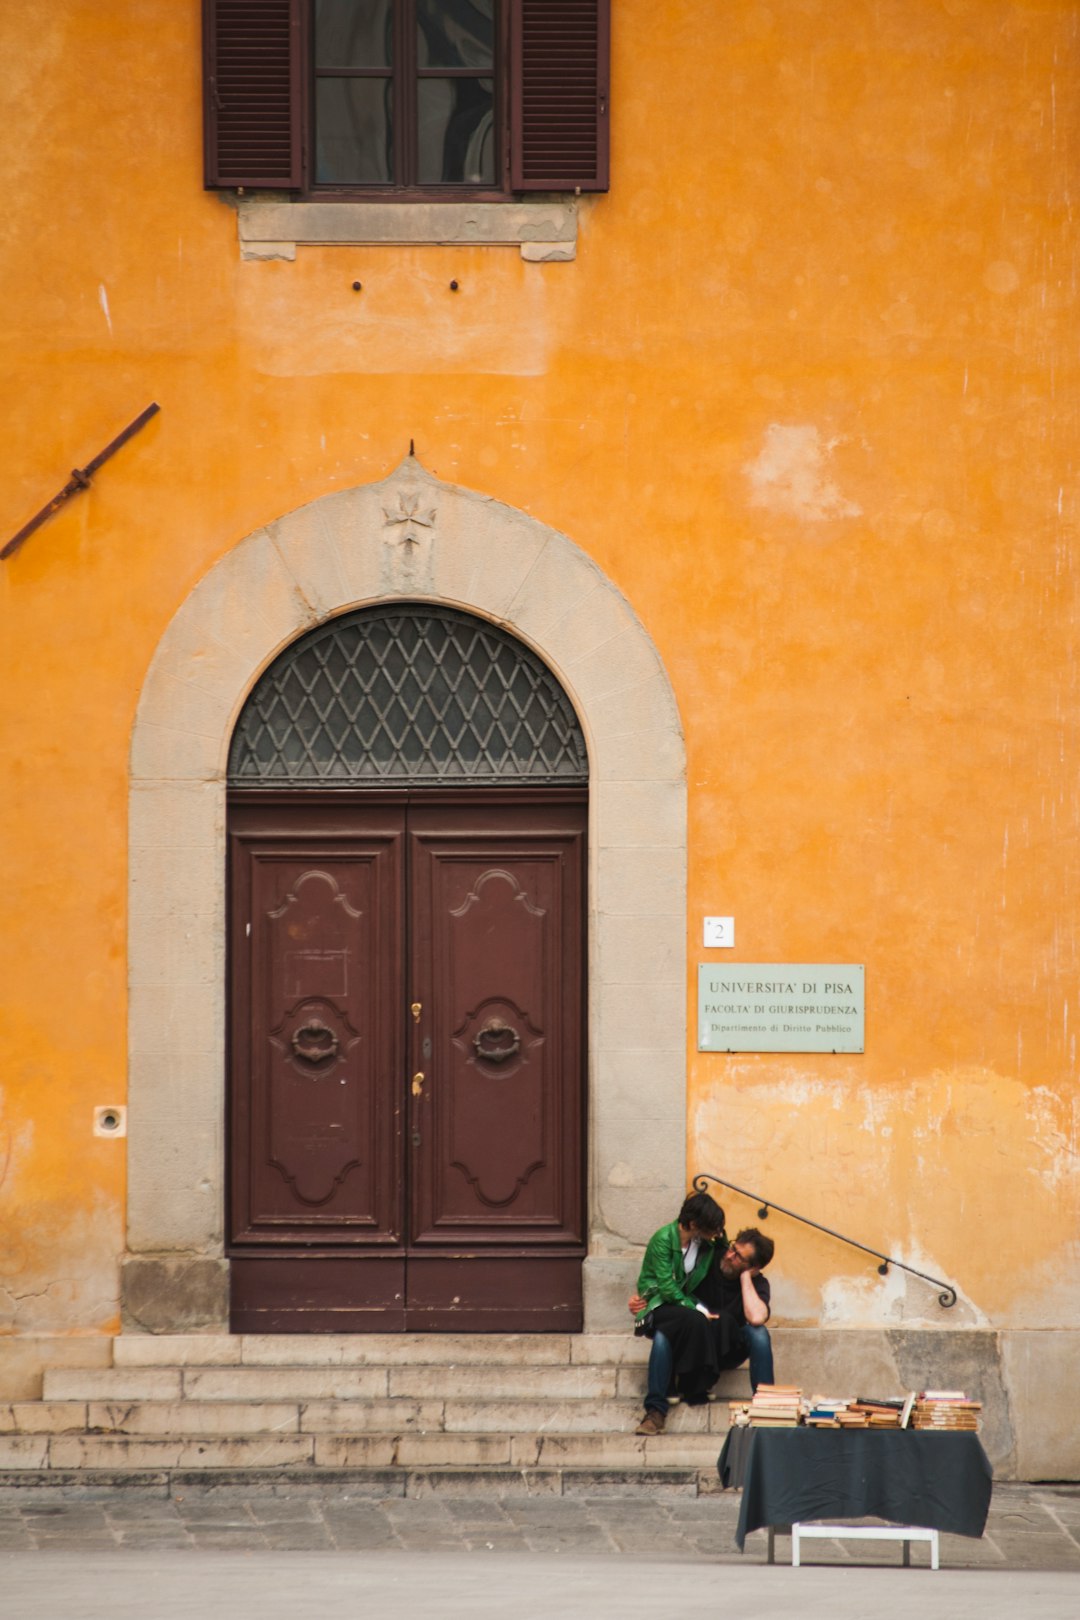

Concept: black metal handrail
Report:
left=692, top=1172, right=958, bottom=1309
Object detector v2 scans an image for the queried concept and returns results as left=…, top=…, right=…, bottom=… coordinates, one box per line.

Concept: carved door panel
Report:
left=228, top=792, right=585, bottom=1332
left=406, top=799, right=586, bottom=1328
left=228, top=801, right=407, bottom=1329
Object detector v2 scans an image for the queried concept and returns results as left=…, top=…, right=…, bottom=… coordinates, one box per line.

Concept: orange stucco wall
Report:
left=2, top=0, right=1078, bottom=1337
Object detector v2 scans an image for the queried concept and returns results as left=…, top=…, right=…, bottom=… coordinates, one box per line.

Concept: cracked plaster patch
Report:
left=0, top=1190, right=120, bottom=1333
left=821, top=1253, right=985, bottom=1329
left=744, top=423, right=862, bottom=522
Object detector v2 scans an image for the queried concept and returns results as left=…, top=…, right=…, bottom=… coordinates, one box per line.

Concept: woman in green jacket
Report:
left=631, top=1190, right=726, bottom=1435
left=634, top=1191, right=726, bottom=1320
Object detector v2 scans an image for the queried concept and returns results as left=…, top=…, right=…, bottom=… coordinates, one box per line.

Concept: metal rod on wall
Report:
left=693, top=1171, right=958, bottom=1308
left=3, top=402, right=160, bottom=560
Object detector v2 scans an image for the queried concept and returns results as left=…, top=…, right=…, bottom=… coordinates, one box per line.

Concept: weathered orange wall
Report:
left=1, top=0, right=1077, bottom=1335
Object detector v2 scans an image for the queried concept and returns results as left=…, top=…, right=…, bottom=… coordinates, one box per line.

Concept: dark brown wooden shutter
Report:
left=511, top=0, right=610, bottom=193
left=203, top=0, right=301, bottom=188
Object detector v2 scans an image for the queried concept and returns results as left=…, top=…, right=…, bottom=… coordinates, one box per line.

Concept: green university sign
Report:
left=698, top=964, right=864, bottom=1053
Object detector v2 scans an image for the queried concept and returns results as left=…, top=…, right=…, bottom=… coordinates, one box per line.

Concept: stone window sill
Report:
left=237, top=199, right=577, bottom=262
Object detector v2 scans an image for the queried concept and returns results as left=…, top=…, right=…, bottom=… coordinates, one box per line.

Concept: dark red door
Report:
left=228, top=791, right=585, bottom=1331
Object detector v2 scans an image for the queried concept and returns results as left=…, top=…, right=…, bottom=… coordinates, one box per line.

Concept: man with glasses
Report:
left=630, top=1226, right=775, bottom=1437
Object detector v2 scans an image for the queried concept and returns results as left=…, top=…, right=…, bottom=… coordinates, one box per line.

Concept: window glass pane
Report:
left=228, top=606, right=588, bottom=785
left=417, top=78, right=494, bottom=184
left=315, top=79, right=393, bottom=183
left=315, top=0, right=393, bottom=69
left=417, top=0, right=494, bottom=69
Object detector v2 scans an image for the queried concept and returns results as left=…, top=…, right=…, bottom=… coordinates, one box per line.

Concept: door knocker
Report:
left=291, top=1020, right=339, bottom=1066
left=472, top=1018, right=521, bottom=1065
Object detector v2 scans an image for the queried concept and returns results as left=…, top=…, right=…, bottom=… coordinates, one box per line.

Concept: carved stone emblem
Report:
left=382, top=492, right=437, bottom=538
left=380, top=489, right=437, bottom=589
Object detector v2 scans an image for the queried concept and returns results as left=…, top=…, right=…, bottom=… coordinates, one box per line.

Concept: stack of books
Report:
left=828, top=1395, right=915, bottom=1428
left=854, top=1396, right=909, bottom=1429
left=911, top=1390, right=982, bottom=1431
left=728, top=1387, right=981, bottom=1433
left=805, top=1397, right=849, bottom=1428
left=745, top=1384, right=802, bottom=1426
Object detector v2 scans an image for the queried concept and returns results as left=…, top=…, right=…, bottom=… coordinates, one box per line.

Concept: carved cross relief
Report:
left=381, top=491, right=438, bottom=590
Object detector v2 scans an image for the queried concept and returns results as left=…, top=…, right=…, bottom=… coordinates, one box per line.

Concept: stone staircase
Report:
left=0, top=1334, right=746, bottom=1497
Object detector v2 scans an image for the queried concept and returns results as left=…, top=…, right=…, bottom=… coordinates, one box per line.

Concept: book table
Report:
left=717, top=1427, right=993, bottom=1567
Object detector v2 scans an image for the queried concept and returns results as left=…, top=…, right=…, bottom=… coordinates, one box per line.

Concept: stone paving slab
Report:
left=0, top=1482, right=1074, bottom=1570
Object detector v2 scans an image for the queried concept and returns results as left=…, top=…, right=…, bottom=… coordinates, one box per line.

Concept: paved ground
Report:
left=1, top=1482, right=1077, bottom=1619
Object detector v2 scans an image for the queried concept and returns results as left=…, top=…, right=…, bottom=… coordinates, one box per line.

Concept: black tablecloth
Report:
left=718, top=1428, right=993, bottom=1550
left=717, top=1422, right=753, bottom=1488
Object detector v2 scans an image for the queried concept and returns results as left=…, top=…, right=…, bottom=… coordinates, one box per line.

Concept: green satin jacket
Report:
left=635, top=1221, right=720, bottom=1320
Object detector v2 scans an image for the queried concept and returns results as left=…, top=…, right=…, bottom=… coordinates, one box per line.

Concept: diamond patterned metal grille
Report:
left=228, top=606, right=588, bottom=785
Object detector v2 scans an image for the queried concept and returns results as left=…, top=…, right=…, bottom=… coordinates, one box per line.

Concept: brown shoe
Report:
left=635, top=1409, right=666, bottom=1436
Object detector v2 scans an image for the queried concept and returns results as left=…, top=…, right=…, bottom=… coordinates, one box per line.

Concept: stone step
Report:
left=183, top=1363, right=619, bottom=1401
left=0, top=1428, right=724, bottom=1474
left=0, top=1464, right=720, bottom=1500
left=109, top=1333, right=654, bottom=1370
left=46, top=1363, right=747, bottom=1403
left=44, top=1366, right=622, bottom=1402
left=8, top=1331, right=746, bottom=1489
left=312, top=1431, right=724, bottom=1470
left=44, top=1370, right=184, bottom=1402
left=46, top=1361, right=750, bottom=1406
left=25, top=1389, right=727, bottom=1437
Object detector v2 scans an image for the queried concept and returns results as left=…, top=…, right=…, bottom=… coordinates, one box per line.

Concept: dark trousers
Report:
left=643, top=1321, right=774, bottom=1416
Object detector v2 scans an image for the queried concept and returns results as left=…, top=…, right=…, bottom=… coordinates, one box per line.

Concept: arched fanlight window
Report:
left=228, top=604, right=588, bottom=786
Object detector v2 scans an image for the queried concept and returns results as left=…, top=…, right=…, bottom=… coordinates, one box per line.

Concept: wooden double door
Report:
left=227, top=790, right=586, bottom=1331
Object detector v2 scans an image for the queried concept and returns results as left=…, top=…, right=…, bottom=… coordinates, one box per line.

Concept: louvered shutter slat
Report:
left=204, top=0, right=301, bottom=188
left=511, top=0, right=610, bottom=192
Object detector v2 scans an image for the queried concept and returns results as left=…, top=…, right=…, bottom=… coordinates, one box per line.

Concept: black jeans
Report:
left=643, top=1321, right=774, bottom=1416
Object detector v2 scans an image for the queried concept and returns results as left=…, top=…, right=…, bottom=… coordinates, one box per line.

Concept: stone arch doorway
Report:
left=124, top=458, right=686, bottom=1335
left=227, top=604, right=588, bottom=1331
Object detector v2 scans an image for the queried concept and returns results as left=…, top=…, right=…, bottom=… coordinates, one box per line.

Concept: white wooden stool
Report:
left=790, top=1522, right=940, bottom=1568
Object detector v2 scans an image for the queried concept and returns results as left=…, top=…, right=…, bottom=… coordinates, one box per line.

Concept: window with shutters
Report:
left=204, top=0, right=608, bottom=200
